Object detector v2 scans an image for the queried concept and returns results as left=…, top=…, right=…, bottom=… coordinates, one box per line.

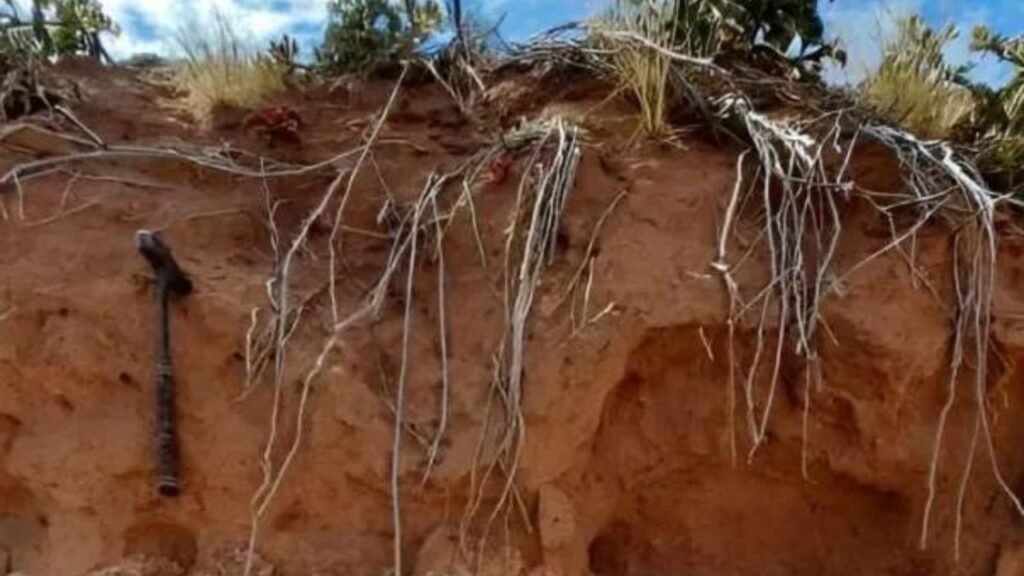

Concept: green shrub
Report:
left=1, top=0, right=118, bottom=62
left=315, top=0, right=441, bottom=74
left=731, top=0, right=825, bottom=52
left=969, top=26, right=1024, bottom=193
left=663, top=0, right=842, bottom=68
left=970, top=27, right=1023, bottom=134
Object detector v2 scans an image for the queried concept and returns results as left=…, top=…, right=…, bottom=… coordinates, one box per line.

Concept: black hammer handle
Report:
left=154, top=278, right=180, bottom=497
left=136, top=230, right=192, bottom=497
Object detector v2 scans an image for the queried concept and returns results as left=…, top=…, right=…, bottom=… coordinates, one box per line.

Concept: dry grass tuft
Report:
left=598, top=0, right=675, bottom=135
left=860, top=16, right=975, bottom=140
left=587, top=0, right=725, bottom=138
left=171, top=12, right=286, bottom=123
left=591, top=0, right=680, bottom=137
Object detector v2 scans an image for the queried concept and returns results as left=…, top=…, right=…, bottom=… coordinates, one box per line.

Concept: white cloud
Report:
left=7, top=0, right=327, bottom=59
left=96, top=0, right=328, bottom=59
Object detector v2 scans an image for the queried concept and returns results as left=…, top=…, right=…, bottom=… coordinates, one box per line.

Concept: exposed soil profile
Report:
left=2, top=59, right=1024, bottom=576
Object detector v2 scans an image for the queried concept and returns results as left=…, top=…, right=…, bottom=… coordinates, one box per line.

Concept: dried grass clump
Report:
left=588, top=0, right=724, bottom=138
left=860, top=16, right=975, bottom=140
left=171, top=12, right=286, bottom=123
left=592, top=0, right=679, bottom=136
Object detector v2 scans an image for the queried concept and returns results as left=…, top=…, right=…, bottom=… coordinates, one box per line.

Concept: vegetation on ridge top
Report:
left=0, top=0, right=1022, bottom=193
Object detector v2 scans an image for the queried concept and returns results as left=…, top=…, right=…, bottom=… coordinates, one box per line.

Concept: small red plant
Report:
left=244, top=105, right=303, bottom=148
left=484, top=152, right=514, bottom=187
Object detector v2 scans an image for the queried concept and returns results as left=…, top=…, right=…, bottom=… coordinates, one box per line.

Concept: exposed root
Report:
left=460, top=117, right=582, bottom=567
left=503, top=23, right=607, bottom=71
left=954, top=416, right=981, bottom=563
left=391, top=177, right=424, bottom=576
left=422, top=191, right=452, bottom=485
left=55, top=104, right=106, bottom=148
left=389, top=171, right=459, bottom=574
left=0, top=141, right=368, bottom=187
left=800, top=359, right=821, bottom=480
left=714, top=95, right=854, bottom=463
left=242, top=70, right=412, bottom=576
left=328, top=65, right=410, bottom=326
left=555, top=188, right=628, bottom=332
left=586, top=26, right=726, bottom=73
left=712, top=150, right=750, bottom=467
left=712, top=94, right=1017, bottom=553
left=862, top=126, right=1022, bottom=552
left=920, top=234, right=969, bottom=550
left=238, top=129, right=488, bottom=575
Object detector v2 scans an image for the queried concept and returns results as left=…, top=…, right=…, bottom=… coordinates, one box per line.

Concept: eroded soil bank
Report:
left=2, top=62, right=1024, bottom=576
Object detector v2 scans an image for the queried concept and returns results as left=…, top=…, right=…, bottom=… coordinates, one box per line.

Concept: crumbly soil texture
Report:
left=2, top=58, right=1024, bottom=576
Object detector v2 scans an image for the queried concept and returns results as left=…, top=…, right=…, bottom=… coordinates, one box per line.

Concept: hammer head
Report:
left=135, top=230, right=193, bottom=296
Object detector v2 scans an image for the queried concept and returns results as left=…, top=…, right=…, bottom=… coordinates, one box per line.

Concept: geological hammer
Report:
left=136, top=229, right=192, bottom=497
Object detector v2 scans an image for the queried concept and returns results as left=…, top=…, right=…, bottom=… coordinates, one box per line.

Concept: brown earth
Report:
left=2, top=60, right=1024, bottom=576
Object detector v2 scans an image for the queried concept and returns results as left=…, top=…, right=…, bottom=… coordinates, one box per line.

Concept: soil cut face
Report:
left=2, top=61, right=1024, bottom=576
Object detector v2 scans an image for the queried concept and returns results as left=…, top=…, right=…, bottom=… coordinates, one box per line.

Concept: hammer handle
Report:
left=154, top=281, right=180, bottom=497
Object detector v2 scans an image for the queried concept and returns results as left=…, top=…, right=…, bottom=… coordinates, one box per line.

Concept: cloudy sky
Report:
left=11, top=0, right=1022, bottom=85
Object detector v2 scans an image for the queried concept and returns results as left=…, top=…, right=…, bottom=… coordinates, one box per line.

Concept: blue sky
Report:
left=819, top=0, right=1022, bottom=85
left=14, top=0, right=1019, bottom=85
